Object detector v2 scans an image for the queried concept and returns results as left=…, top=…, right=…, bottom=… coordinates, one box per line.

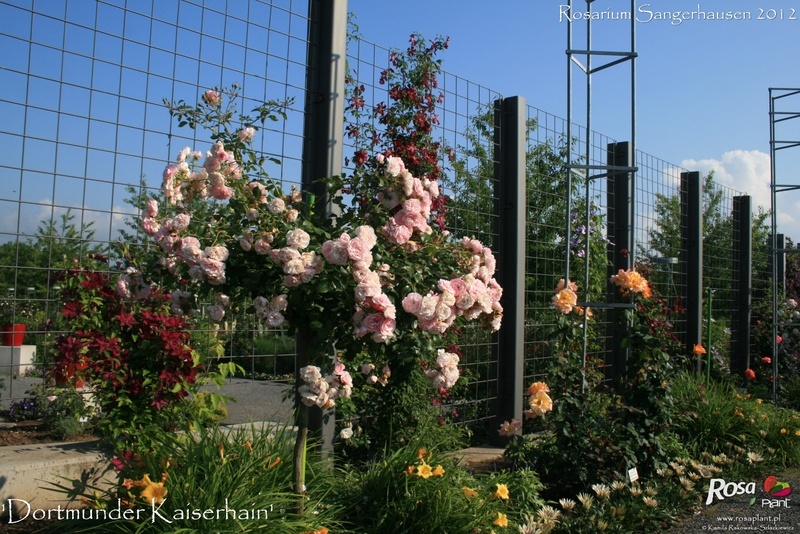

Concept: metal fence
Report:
left=0, top=0, right=767, bottom=433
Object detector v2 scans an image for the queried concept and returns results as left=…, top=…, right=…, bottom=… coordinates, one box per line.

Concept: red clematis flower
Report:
left=745, top=368, right=756, bottom=381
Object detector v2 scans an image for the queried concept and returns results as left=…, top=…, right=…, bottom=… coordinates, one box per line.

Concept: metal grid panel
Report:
left=634, top=152, right=688, bottom=342
left=0, top=0, right=311, bottom=402
left=344, top=35, right=503, bottom=426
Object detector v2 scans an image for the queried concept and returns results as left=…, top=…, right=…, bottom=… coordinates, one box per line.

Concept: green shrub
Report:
left=333, top=431, right=543, bottom=533
left=50, top=423, right=340, bottom=533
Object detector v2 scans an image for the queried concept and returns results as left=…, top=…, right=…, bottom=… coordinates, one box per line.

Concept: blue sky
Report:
left=349, top=0, right=800, bottom=228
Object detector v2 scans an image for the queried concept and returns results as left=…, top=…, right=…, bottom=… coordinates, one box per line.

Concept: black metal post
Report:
left=681, top=171, right=703, bottom=371
left=299, top=0, right=348, bottom=456
left=605, top=141, right=633, bottom=381
left=731, top=196, right=752, bottom=377
left=492, top=96, right=526, bottom=444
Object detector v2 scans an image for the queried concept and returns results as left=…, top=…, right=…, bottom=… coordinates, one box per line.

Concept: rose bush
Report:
left=133, top=56, right=503, bottom=492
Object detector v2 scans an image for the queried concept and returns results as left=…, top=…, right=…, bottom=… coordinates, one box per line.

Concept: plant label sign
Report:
left=628, top=467, right=639, bottom=483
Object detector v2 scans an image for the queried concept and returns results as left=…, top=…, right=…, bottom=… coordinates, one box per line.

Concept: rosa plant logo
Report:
left=764, top=475, right=792, bottom=498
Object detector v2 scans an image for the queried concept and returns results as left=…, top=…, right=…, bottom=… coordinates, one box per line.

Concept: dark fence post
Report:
left=731, top=196, right=752, bottom=376
left=680, top=171, right=704, bottom=371
left=605, top=141, right=633, bottom=381
left=492, top=96, right=526, bottom=443
left=299, top=0, right=348, bottom=456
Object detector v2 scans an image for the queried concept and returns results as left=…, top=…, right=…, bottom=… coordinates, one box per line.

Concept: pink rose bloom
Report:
left=427, top=180, right=440, bottom=198
left=370, top=293, right=392, bottom=312
left=172, top=213, right=191, bottom=231
left=403, top=198, right=422, bottom=214
left=455, top=292, right=475, bottom=311
left=278, top=247, right=301, bottom=264
left=450, top=278, right=468, bottom=298
left=352, top=268, right=379, bottom=285
left=402, top=172, right=414, bottom=196
left=268, top=198, right=286, bottom=213
left=283, top=258, right=305, bottom=275
left=302, top=252, right=323, bottom=272
left=384, top=220, right=412, bottom=245
left=286, top=209, right=299, bottom=222
left=142, top=217, right=160, bottom=236
left=286, top=228, right=311, bottom=250
left=355, top=226, right=377, bottom=249
left=205, top=246, right=229, bottom=261
left=339, top=371, right=353, bottom=388
left=203, top=90, right=221, bottom=106
left=412, top=178, right=424, bottom=197
left=363, top=313, right=385, bottom=333
left=203, top=155, right=221, bottom=173
left=402, top=292, right=424, bottom=314
left=265, top=310, right=285, bottom=327
left=210, top=185, right=234, bottom=200
left=378, top=317, right=396, bottom=338
left=361, top=363, right=375, bottom=375
left=418, top=295, right=438, bottom=321
left=269, top=294, right=288, bottom=311
left=253, top=238, right=271, bottom=255
left=145, top=199, right=158, bottom=218
left=223, top=161, right=240, bottom=180
left=238, top=127, right=256, bottom=142
left=438, top=279, right=455, bottom=294
left=208, top=171, right=225, bottom=187
left=347, top=237, right=369, bottom=262
left=385, top=156, right=405, bottom=176
left=200, top=258, right=226, bottom=285
left=207, top=304, right=225, bottom=323
left=321, top=239, right=349, bottom=265
left=354, top=282, right=380, bottom=302
left=351, top=253, right=373, bottom=272
left=283, top=274, right=301, bottom=287
left=116, top=276, right=132, bottom=299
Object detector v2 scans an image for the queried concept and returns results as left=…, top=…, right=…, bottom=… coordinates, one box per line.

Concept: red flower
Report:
left=745, top=368, right=756, bottom=380
left=777, top=335, right=783, bottom=344
left=61, top=301, right=83, bottom=318
left=761, top=357, right=772, bottom=365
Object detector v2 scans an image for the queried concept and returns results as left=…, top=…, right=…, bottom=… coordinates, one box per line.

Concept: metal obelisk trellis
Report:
left=565, top=1, right=637, bottom=389
left=768, top=88, right=800, bottom=401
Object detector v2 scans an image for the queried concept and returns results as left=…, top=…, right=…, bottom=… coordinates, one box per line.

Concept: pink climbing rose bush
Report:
left=137, top=87, right=503, bottom=422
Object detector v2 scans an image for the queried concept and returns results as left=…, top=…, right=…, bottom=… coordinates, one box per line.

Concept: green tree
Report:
left=0, top=210, right=104, bottom=295
left=644, top=172, right=770, bottom=303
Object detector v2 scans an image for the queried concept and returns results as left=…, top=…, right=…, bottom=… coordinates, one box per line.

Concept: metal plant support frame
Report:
left=768, top=88, right=800, bottom=401
left=565, top=0, right=637, bottom=390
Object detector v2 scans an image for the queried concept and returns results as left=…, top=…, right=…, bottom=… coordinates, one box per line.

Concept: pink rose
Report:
left=347, top=238, right=369, bottom=262
left=203, top=90, right=221, bottom=106
left=402, top=292, right=423, bottom=314
left=238, top=127, right=256, bottom=142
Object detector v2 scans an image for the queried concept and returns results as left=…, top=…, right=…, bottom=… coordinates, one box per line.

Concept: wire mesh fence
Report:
left=0, top=1, right=768, bottom=429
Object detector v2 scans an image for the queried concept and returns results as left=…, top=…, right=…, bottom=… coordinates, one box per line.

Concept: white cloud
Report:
left=681, top=149, right=771, bottom=210
left=680, top=150, right=800, bottom=232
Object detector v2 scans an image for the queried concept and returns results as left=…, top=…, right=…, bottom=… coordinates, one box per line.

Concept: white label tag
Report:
left=628, top=467, right=639, bottom=483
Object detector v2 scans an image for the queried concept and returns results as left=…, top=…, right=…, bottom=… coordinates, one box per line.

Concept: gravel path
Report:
left=204, top=378, right=295, bottom=425
left=665, top=468, right=800, bottom=533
